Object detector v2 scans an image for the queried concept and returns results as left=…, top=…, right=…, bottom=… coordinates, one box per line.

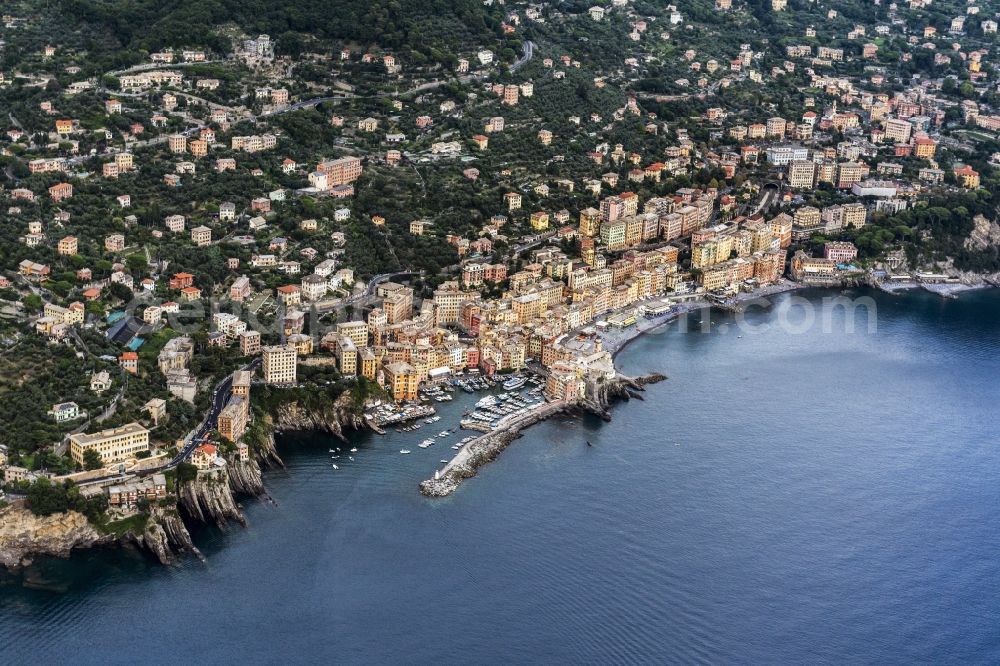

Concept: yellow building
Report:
left=335, top=335, right=358, bottom=375
left=954, top=165, right=980, bottom=189
left=69, top=423, right=149, bottom=467
left=218, top=396, right=248, bottom=443
left=579, top=207, right=601, bottom=237
left=383, top=362, right=419, bottom=402
left=337, top=320, right=370, bottom=348
left=529, top=211, right=549, bottom=231
left=359, top=348, right=378, bottom=380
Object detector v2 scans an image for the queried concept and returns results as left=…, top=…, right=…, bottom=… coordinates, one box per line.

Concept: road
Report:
left=67, top=357, right=263, bottom=488
left=175, top=356, right=263, bottom=462
left=750, top=182, right=780, bottom=217
left=345, top=270, right=421, bottom=304
left=509, top=230, right=558, bottom=259
left=509, top=41, right=535, bottom=73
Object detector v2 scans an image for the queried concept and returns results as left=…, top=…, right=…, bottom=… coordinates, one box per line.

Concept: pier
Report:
left=420, top=400, right=568, bottom=497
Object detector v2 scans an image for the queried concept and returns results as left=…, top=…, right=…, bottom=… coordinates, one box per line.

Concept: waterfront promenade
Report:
left=600, top=280, right=805, bottom=358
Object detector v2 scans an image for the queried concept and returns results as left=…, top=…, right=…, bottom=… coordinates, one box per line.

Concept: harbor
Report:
left=354, top=370, right=553, bottom=484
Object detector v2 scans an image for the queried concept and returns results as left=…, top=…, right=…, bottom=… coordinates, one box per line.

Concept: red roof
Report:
left=120, top=351, right=138, bottom=360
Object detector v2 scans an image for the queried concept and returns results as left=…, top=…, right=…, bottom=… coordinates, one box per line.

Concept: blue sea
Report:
left=2, top=288, right=999, bottom=664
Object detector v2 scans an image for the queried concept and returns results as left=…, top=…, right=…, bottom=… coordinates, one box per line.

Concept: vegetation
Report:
left=22, top=478, right=108, bottom=523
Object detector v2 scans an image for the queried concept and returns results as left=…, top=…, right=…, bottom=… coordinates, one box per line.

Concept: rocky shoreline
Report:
left=0, top=503, right=202, bottom=572
left=0, top=394, right=368, bottom=576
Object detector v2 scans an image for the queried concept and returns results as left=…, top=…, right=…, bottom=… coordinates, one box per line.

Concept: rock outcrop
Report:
left=270, top=392, right=367, bottom=442
left=0, top=504, right=110, bottom=571
left=580, top=372, right=667, bottom=421
left=964, top=215, right=1000, bottom=252
left=227, top=457, right=267, bottom=497
left=0, top=502, right=204, bottom=572
left=121, top=508, right=201, bottom=565
left=178, top=468, right=246, bottom=528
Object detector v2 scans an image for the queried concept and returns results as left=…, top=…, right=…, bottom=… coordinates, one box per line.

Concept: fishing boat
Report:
left=331, top=464, right=339, bottom=470
left=399, top=449, right=411, bottom=454
left=350, top=447, right=358, bottom=453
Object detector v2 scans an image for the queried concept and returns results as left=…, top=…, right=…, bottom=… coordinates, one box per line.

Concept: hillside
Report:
left=55, top=0, right=508, bottom=64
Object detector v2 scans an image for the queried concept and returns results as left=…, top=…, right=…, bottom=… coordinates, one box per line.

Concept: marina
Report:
left=353, top=372, right=549, bottom=479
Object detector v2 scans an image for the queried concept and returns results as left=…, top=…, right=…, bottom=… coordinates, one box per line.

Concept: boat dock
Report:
left=420, top=400, right=568, bottom=497
left=368, top=404, right=436, bottom=427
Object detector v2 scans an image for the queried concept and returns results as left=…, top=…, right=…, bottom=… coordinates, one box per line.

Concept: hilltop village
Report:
left=1, top=0, right=1000, bottom=547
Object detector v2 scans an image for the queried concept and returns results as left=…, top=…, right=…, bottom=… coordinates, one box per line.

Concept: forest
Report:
left=60, top=0, right=509, bottom=64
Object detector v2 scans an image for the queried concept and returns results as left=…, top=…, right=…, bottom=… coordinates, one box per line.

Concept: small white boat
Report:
left=440, top=460, right=449, bottom=464
left=349, top=456, right=354, bottom=461
left=331, top=464, right=339, bottom=470
left=329, top=449, right=336, bottom=453
left=399, top=449, right=411, bottom=454
left=350, top=447, right=358, bottom=453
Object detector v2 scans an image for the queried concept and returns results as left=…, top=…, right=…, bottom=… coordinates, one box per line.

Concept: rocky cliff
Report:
left=0, top=503, right=203, bottom=571
left=964, top=215, right=1000, bottom=252
left=123, top=508, right=203, bottom=565
left=178, top=468, right=247, bottom=528
left=0, top=504, right=110, bottom=571
left=227, top=456, right=268, bottom=497
left=270, top=391, right=368, bottom=442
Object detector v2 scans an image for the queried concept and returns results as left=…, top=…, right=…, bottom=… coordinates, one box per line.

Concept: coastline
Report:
left=417, top=284, right=814, bottom=497
left=607, top=280, right=807, bottom=360
left=6, top=280, right=994, bottom=577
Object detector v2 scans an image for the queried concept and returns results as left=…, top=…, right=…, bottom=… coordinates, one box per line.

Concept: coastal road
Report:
left=73, top=357, right=262, bottom=488
left=181, top=357, right=263, bottom=457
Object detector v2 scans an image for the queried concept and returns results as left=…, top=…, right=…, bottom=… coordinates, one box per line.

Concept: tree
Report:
left=25, top=478, right=69, bottom=516
left=175, top=462, right=198, bottom=486
left=83, top=448, right=103, bottom=470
